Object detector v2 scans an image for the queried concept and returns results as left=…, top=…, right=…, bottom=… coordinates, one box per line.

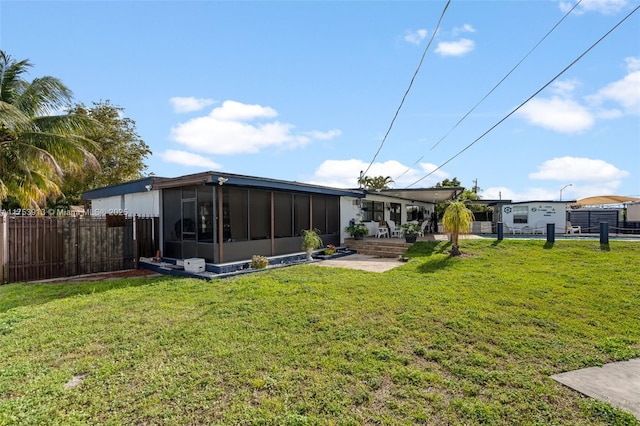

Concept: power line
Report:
left=405, top=4, right=640, bottom=189
left=394, top=0, right=583, bottom=182
left=361, top=0, right=451, bottom=179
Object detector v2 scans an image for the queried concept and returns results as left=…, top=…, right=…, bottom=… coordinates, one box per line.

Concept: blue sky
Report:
left=2, top=0, right=639, bottom=201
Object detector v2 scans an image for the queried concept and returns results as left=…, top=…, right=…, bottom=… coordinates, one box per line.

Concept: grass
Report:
left=0, top=239, right=639, bottom=425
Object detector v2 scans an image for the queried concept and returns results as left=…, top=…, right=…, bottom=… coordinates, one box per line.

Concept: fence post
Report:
left=496, top=222, right=503, bottom=241
left=75, top=216, right=80, bottom=276
left=600, top=222, right=609, bottom=245
left=546, top=223, right=555, bottom=243
left=133, top=215, right=139, bottom=270
left=0, top=213, right=5, bottom=284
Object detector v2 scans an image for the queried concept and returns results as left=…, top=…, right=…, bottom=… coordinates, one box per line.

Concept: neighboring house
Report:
left=83, top=171, right=461, bottom=264
left=496, top=201, right=573, bottom=234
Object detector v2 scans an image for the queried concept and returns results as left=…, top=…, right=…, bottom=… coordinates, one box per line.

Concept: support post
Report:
left=600, top=222, right=609, bottom=245
left=546, top=223, right=555, bottom=243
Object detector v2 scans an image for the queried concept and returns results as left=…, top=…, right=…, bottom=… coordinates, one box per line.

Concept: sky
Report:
left=2, top=0, right=639, bottom=202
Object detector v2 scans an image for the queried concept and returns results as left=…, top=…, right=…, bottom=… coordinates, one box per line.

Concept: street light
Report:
left=560, top=183, right=572, bottom=201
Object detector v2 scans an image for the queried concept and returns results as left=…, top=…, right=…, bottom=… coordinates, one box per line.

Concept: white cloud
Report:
left=625, top=57, right=640, bottom=72
left=306, top=159, right=448, bottom=189
left=483, top=186, right=557, bottom=202
left=586, top=70, right=640, bottom=115
left=452, top=24, right=476, bottom=36
left=559, top=0, right=628, bottom=14
left=550, top=79, right=581, bottom=96
left=159, top=149, right=222, bottom=169
left=404, top=29, right=428, bottom=45
left=303, top=129, right=342, bottom=140
left=170, top=100, right=340, bottom=155
left=210, top=100, right=277, bottom=121
left=516, top=97, right=594, bottom=133
left=435, top=39, right=475, bottom=56
left=529, top=157, right=629, bottom=182
left=170, top=97, right=216, bottom=113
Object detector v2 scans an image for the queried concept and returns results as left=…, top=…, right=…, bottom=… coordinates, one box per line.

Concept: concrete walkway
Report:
left=551, top=358, right=640, bottom=419
left=314, top=253, right=407, bottom=273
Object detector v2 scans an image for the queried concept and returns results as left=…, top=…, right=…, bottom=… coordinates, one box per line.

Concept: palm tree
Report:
left=442, top=201, right=475, bottom=256
left=0, top=51, right=98, bottom=208
left=359, top=175, right=394, bottom=191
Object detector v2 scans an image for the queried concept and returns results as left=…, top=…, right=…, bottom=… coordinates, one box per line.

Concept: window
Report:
left=312, top=196, right=327, bottom=234
left=326, top=197, right=340, bottom=234
left=294, top=194, right=310, bottom=235
left=274, top=192, right=293, bottom=238
left=223, top=187, right=248, bottom=241
left=390, top=203, right=401, bottom=224
left=250, top=190, right=271, bottom=240
left=513, top=206, right=528, bottom=224
left=362, top=201, right=384, bottom=222
left=197, top=187, right=214, bottom=242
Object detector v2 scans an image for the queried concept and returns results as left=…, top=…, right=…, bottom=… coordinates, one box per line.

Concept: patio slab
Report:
left=314, top=253, right=406, bottom=273
left=551, top=358, right=640, bottom=419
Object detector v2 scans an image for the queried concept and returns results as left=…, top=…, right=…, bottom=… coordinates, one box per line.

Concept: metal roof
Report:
left=374, top=187, right=464, bottom=204
left=83, top=171, right=364, bottom=200
left=574, top=195, right=640, bottom=206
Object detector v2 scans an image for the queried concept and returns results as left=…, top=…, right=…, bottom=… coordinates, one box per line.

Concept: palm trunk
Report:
left=451, top=231, right=460, bottom=256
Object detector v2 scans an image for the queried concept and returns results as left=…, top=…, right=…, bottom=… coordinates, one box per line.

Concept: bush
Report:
left=250, top=255, right=269, bottom=269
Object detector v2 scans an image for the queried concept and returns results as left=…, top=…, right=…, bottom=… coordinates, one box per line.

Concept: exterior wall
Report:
left=340, top=197, right=363, bottom=242
left=340, top=194, right=435, bottom=239
left=627, top=203, right=640, bottom=221
left=500, top=202, right=567, bottom=233
left=88, top=191, right=160, bottom=217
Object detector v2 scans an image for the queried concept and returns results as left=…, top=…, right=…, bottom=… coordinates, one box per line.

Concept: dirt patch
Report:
left=33, top=268, right=160, bottom=284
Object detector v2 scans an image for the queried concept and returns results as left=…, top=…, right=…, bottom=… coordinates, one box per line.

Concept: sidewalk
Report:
left=551, top=358, right=640, bottom=419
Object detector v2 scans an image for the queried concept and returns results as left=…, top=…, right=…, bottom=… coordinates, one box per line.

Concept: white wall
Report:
left=340, top=197, right=364, bottom=242
left=501, top=202, right=568, bottom=233
left=88, top=190, right=160, bottom=217
left=627, top=203, right=640, bottom=221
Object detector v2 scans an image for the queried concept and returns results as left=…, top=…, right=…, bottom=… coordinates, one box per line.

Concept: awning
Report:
left=574, top=195, right=640, bottom=206
left=375, top=187, right=463, bottom=204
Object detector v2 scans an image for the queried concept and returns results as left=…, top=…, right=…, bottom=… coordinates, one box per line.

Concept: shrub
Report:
left=250, top=255, right=269, bottom=269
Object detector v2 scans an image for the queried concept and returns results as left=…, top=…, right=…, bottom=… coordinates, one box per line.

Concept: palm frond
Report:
left=15, top=76, right=72, bottom=118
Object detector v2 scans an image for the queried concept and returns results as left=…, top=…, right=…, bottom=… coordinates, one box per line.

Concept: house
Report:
left=495, top=201, right=574, bottom=234
left=82, top=171, right=462, bottom=265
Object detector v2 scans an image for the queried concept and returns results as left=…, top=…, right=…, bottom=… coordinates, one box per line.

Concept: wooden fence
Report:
left=0, top=215, right=159, bottom=284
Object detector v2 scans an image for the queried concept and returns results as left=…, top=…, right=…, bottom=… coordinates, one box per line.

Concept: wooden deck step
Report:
left=344, top=238, right=413, bottom=258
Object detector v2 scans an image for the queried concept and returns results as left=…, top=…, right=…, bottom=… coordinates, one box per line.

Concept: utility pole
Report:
left=472, top=179, right=479, bottom=194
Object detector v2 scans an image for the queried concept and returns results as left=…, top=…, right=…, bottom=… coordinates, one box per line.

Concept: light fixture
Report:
left=145, top=184, right=152, bottom=192
left=218, top=177, right=228, bottom=185
left=560, top=183, right=572, bottom=201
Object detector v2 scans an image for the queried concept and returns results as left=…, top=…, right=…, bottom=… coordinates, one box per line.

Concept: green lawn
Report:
left=1, top=239, right=639, bottom=425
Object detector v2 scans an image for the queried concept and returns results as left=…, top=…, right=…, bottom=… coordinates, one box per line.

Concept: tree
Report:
left=434, top=177, right=461, bottom=188
left=359, top=175, right=394, bottom=191
left=433, top=177, right=488, bottom=215
left=0, top=51, right=98, bottom=209
left=442, top=201, right=475, bottom=256
left=61, top=101, right=151, bottom=204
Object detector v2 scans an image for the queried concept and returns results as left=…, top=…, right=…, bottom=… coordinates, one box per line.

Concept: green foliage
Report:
left=61, top=101, right=151, bottom=204
left=250, top=255, right=269, bottom=269
left=400, top=222, right=421, bottom=236
left=345, top=221, right=369, bottom=237
left=358, top=175, right=394, bottom=191
left=301, top=228, right=323, bottom=251
left=442, top=201, right=475, bottom=255
left=0, top=51, right=100, bottom=208
left=1, top=240, right=639, bottom=424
